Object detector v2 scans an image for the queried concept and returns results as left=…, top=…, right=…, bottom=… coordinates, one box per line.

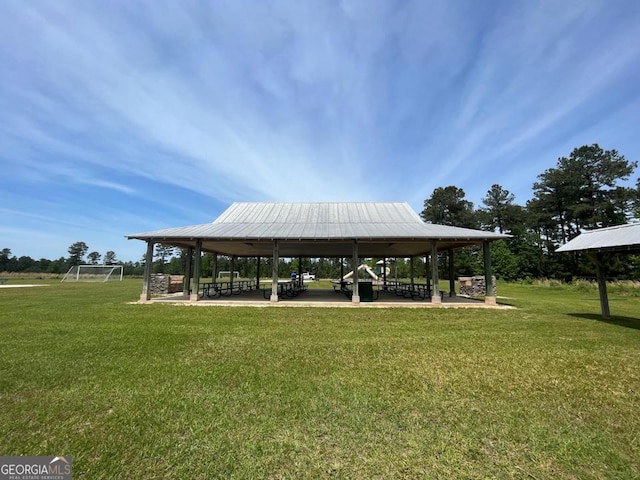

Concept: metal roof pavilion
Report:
left=127, top=202, right=508, bottom=258
left=556, top=223, right=640, bottom=319
left=556, top=223, right=640, bottom=254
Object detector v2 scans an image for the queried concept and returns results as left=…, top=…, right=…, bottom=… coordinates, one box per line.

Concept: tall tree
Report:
left=479, top=184, right=517, bottom=233
left=532, top=144, right=637, bottom=245
left=68, top=241, right=89, bottom=266
left=421, top=186, right=478, bottom=228
left=154, top=245, right=175, bottom=273
left=0, top=248, right=12, bottom=271
left=87, top=251, right=101, bottom=264
left=104, top=251, right=117, bottom=264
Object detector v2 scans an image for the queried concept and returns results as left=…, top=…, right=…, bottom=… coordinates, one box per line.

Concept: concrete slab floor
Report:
left=134, top=288, right=515, bottom=309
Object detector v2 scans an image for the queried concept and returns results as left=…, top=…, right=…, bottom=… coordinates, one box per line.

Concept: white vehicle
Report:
left=301, top=272, right=316, bottom=281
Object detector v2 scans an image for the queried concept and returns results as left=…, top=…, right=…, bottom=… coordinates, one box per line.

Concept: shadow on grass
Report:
left=567, top=313, right=640, bottom=330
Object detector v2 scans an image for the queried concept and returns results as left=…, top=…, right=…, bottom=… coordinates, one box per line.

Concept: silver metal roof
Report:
left=127, top=202, right=508, bottom=257
left=556, top=223, right=640, bottom=254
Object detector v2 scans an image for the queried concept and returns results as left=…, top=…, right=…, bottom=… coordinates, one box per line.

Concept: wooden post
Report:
left=340, top=257, right=344, bottom=282
left=410, top=256, right=415, bottom=290
left=212, top=253, right=218, bottom=282
left=382, top=257, right=387, bottom=290
left=140, top=240, right=154, bottom=301
left=431, top=243, right=441, bottom=304
left=256, top=256, right=261, bottom=289
left=425, top=255, right=430, bottom=299
left=483, top=240, right=496, bottom=305
left=298, top=256, right=303, bottom=285
left=271, top=240, right=279, bottom=302
left=595, top=253, right=611, bottom=319
left=190, top=239, right=202, bottom=301
left=230, top=256, right=236, bottom=290
left=183, top=247, right=193, bottom=296
left=448, top=249, right=455, bottom=297
left=352, top=240, right=360, bottom=304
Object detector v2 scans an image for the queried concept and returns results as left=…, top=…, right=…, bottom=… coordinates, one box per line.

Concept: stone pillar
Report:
left=352, top=240, right=360, bottom=304
left=190, top=240, right=202, bottom=302
left=183, top=247, right=193, bottom=296
left=271, top=240, right=279, bottom=302
left=431, top=243, right=441, bottom=304
left=483, top=241, right=496, bottom=305
left=140, top=240, right=154, bottom=301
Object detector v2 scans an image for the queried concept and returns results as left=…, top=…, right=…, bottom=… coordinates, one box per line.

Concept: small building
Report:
left=127, top=202, right=509, bottom=305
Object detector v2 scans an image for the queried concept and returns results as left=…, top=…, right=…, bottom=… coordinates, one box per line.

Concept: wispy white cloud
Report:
left=1, top=0, right=639, bottom=259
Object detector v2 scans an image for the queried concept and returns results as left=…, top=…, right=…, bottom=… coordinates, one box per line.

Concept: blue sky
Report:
left=1, top=1, right=639, bottom=262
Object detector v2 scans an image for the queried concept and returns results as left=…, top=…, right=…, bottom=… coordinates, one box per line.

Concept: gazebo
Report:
left=127, top=202, right=509, bottom=305
left=557, top=223, right=640, bottom=318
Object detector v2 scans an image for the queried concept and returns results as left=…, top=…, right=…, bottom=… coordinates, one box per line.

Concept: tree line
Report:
left=2, top=144, right=638, bottom=281
left=420, top=144, right=640, bottom=281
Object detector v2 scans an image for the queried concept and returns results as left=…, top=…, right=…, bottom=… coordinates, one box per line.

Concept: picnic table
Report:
left=384, top=281, right=444, bottom=301
left=200, top=280, right=257, bottom=298
left=261, top=279, right=307, bottom=299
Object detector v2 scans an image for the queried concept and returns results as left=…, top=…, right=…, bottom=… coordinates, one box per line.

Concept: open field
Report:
left=1, top=280, right=639, bottom=479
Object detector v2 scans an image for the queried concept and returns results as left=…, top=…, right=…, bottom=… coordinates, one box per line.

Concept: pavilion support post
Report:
left=448, top=249, right=455, bottom=298
left=230, top=256, right=236, bottom=290
left=594, top=253, right=611, bottom=319
left=298, top=256, right=303, bottom=284
left=189, top=240, right=202, bottom=302
left=431, top=243, right=441, bottom=304
left=271, top=240, right=279, bottom=302
left=483, top=240, right=496, bottom=305
left=256, top=256, right=261, bottom=288
left=183, top=247, right=193, bottom=296
left=382, top=257, right=387, bottom=290
left=140, top=240, right=154, bottom=302
left=212, top=253, right=218, bottom=282
left=352, top=240, right=360, bottom=304
left=340, top=258, right=344, bottom=281
left=425, top=256, right=431, bottom=296
left=410, top=257, right=415, bottom=290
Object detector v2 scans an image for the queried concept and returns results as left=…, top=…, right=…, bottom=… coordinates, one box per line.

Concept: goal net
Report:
left=61, top=265, right=124, bottom=282
left=217, top=271, right=240, bottom=279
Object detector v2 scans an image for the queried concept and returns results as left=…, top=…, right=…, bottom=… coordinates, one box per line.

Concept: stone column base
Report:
left=431, top=294, right=442, bottom=304
left=484, top=295, right=497, bottom=305
left=270, top=294, right=279, bottom=303
left=352, top=295, right=360, bottom=304
left=189, top=293, right=199, bottom=302
left=139, top=294, right=150, bottom=302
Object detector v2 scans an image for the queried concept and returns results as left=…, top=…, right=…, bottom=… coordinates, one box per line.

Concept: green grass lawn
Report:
left=1, top=280, right=639, bottom=479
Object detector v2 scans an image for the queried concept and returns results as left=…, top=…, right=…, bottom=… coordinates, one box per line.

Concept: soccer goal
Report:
left=217, top=271, right=240, bottom=279
left=61, top=264, right=124, bottom=282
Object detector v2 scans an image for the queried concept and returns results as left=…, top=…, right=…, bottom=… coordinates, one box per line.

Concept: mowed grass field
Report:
left=1, top=280, right=639, bottom=479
